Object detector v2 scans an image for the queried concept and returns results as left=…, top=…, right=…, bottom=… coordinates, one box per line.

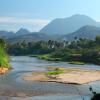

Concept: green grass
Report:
left=46, top=68, right=63, bottom=75
left=31, top=54, right=62, bottom=61
left=46, top=71, right=62, bottom=75
left=68, top=61, right=85, bottom=65
left=0, top=47, right=11, bottom=69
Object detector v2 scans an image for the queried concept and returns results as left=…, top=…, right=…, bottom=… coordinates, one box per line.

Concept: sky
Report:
left=0, top=0, right=100, bottom=32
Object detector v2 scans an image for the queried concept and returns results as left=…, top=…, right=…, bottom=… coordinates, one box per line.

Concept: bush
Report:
left=46, top=68, right=63, bottom=75
left=0, top=40, right=11, bottom=69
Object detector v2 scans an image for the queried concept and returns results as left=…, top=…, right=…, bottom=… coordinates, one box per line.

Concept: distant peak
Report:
left=71, top=14, right=89, bottom=17
left=40, top=14, right=97, bottom=35
left=17, top=28, right=29, bottom=32
left=66, top=14, right=96, bottom=22
left=71, top=14, right=90, bottom=18
left=16, top=28, right=30, bottom=35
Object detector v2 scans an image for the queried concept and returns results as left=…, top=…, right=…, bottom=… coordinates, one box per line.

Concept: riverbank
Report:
left=0, top=40, right=11, bottom=74
left=0, top=67, right=11, bottom=74
left=31, top=54, right=86, bottom=65
left=30, top=54, right=62, bottom=61
left=22, top=68, right=100, bottom=84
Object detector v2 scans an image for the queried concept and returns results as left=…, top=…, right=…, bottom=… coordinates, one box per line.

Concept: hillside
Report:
left=0, top=29, right=53, bottom=43
left=62, top=25, right=100, bottom=41
left=0, top=28, right=30, bottom=39
left=0, top=31, right=14, bottom=39
left=40, top=14, right=100, bottom=35
left=15, top=28, right=30, bottom=35
left=7, top=32, right=51, bottom=43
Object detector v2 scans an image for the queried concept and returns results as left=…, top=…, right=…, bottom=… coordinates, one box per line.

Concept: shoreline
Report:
left=30, top=55, right=100, bottom=65
left=0, top=67, right=11, bottom=74
left=22, top=68, right=100, bottom=85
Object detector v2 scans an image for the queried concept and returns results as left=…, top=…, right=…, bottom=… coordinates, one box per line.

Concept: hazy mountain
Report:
left=15, top=28, right=30, bottom=35
left=0, top=28, right=30, bottom=39
left=1, top=14, right=100, bottom=43
left=40, top=14, right=100, bottom=35
left=0, top=31, right=14, bottom=39
left=0, top=28, right=52, bottom=43
left=62, top=25, right=100, bottom=41
left=7, top=32, right=51, bottom=43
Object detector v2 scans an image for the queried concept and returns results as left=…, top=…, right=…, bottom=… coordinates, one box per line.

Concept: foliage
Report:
left=68, top=61, right=85, bottom=65
left=0, top=38, right=11, bottom=68
left=7, top=36, right=100, bottom=65
left=46, top=68, right=63, bottom=75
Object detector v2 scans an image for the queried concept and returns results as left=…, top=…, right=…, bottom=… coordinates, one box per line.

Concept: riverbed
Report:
left=0, top=56, right=100, bottom=100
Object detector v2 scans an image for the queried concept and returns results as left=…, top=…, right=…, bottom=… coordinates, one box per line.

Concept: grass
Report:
left=31, top=54, right=62, bottom=61
left=0, top=47, right=11, bottom=69
left=68, top=61, right=85, bottom=65
left=31, top=54, right=86, bottom=65
left=46, top=67, right=64, bottom=75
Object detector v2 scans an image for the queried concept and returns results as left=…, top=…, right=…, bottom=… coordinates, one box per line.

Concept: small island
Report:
left=22, top=67, right=100, bottom=84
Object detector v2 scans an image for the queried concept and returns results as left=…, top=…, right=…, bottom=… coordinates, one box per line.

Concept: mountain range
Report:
left=40, top=14, right=100, bottom=35
left=0, top=14, right=100, bottom=43
left=8, top=32, right=51, bottom=43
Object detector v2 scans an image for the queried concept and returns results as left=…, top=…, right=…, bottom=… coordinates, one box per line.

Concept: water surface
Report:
left=0, top=56, right=100, bottom=100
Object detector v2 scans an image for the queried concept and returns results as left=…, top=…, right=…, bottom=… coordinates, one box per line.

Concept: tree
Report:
left=0, top=38, right=6, bottom=47
left=95, top=36, right=100, bottom=44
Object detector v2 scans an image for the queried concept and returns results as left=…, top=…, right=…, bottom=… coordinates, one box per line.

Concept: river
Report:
left=0, top=56, right=100, bottom=100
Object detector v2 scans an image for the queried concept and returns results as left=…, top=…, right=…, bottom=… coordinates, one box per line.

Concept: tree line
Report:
left=7, top=36, right=100, bottom=65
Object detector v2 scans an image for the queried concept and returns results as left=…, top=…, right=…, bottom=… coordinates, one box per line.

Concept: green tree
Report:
left=95, top=36, right=100, bottom=44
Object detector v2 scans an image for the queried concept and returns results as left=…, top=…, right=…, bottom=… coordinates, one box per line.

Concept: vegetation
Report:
left=89, top=86, right=100, bottom=100
left=31, top=54, right=62, bottom=61
left=0, top=39, right=11, bottom=69
left=68, top=61, right=85, bottom=65
left=7, top=36, right=100, bottom=65
left=46, top=67, right=63, bottom=75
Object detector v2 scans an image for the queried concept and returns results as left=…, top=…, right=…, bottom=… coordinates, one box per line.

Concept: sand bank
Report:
left=22, top=68, right=100, bottom=84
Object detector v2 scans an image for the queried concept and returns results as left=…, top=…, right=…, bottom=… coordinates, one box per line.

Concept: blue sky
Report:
left=0, top=0, right=100, bottom=32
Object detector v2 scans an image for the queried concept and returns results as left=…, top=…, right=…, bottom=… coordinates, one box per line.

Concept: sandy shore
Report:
left=0, top=67, right=9, bottom=74
left=22, top=68, right=100, bottom=84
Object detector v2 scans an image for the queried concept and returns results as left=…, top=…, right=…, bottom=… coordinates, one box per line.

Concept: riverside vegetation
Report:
left=7, top=36, right=100, bottom=65
left=0, top=39, right=11, bottom=74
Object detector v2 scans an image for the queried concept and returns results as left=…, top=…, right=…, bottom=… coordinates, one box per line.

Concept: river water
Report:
left=0, top=56, right=100, bottom=100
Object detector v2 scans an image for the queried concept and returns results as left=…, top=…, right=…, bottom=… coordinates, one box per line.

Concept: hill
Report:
left=62, top=25, right=100, bottom=41
left=7, top=32, right=51, bottom=43
left=15, top=28, right=30, bottom=35
left=0, top=31, right=14, bottom=39
left=40, top=14, right=100, bottom=35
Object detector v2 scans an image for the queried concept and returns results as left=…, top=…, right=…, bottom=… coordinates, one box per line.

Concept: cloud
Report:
left=0, top=17, right=50, bottom=25
left=0, top=16, right=51, bottom=32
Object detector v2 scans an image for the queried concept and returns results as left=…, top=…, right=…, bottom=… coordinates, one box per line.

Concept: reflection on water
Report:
left=0, top=56, right=100, bottom=100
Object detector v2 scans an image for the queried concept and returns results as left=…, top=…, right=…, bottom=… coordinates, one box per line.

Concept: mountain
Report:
left=40, top=14, right=100, bottom=35
left=0, top=31, right=14, bottom=39
left=15, top=28, right=30, bottom=35
left=0, top=28, right=30, bottom=39
left=62, top=25, right=100, bottom=41
left=7, top=32, right=51, bottom=43
left=1, top=14, right=100, bottom=43
left=0, top=28, right=52, bottom=43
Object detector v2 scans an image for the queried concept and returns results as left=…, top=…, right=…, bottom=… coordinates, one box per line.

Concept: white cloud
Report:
left=0, top=16, right=50, bottom=25
left=0, top=16, right=51, bottom=32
